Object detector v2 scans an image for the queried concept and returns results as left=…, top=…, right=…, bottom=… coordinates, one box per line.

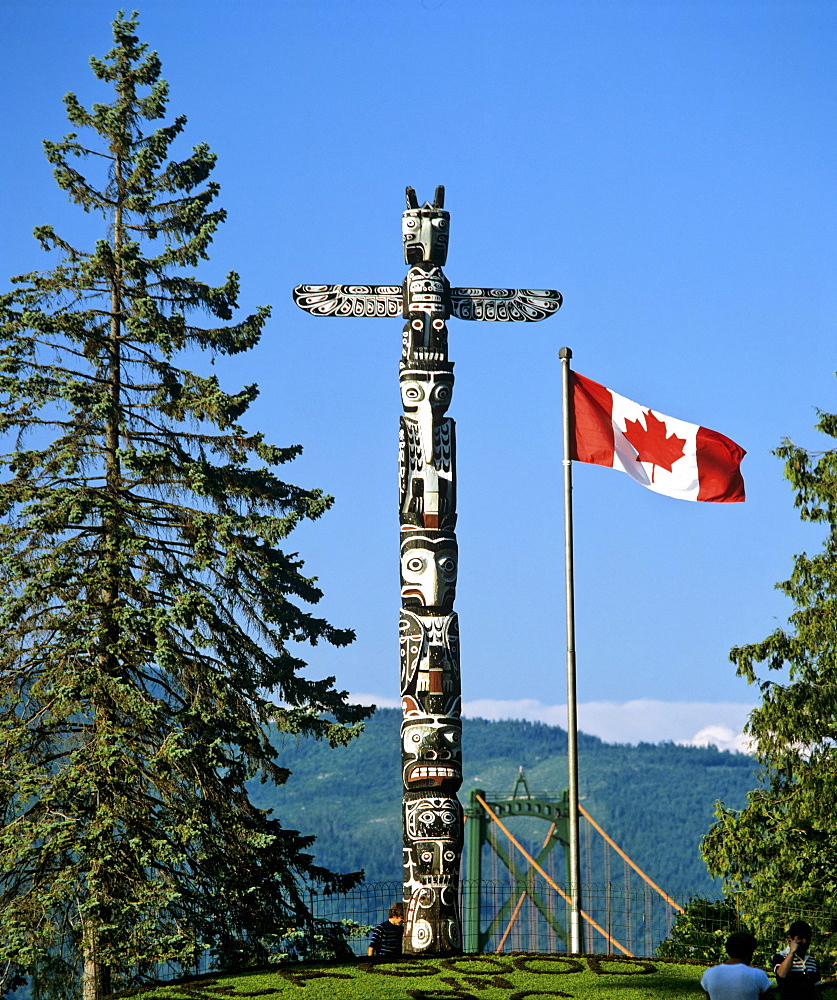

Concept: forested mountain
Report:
left=250, top=709, right=757, bottom=902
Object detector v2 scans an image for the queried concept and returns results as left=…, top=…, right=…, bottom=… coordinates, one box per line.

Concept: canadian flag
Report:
left=570, top=372, right=746, bottom=503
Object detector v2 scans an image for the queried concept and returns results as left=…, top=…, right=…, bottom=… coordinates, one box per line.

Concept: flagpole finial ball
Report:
left=559, top=347, right=572, bottom=360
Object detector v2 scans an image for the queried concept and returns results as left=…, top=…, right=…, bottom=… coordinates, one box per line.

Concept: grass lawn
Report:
left=116, top=954, right=720, bottom=999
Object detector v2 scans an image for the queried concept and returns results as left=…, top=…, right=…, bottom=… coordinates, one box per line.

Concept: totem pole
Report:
left=294, top=187, right=561, bottom=955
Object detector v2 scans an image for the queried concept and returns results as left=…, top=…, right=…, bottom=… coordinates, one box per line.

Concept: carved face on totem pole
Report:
left=400, top=367, right=454, bottom=455
left=406, top=797, right=460, bottom=841
left=400, top=531, right=457, bottom=612
left=403, top=186, right=449, bottom=266
left=404, top=796, right=461, bottom=870
left=405, top=267, right=447, bottom=313
left=399, top=365, right=456, bottom=529
left=399, top=417, right=456, bottom=530
left=402, top=271, right=449, bottom=362
left=399, top=610, right=460, bottom=710
left=402, top=714, right=462, bottom=791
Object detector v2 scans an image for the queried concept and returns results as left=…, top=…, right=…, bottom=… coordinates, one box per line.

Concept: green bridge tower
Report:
left=463, top=772, right=573, bottom=953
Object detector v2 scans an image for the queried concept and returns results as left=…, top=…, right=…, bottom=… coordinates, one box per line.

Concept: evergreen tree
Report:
left=701, top=401, right=837, bottom=938
left=0, top=14, right=370, bottom=999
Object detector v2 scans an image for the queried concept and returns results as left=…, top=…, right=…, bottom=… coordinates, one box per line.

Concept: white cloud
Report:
left=464, top=698, right=756, bottom=753
left=686, top=724, right=755, bottom=754
left=350, top=693, right=756, bottom=753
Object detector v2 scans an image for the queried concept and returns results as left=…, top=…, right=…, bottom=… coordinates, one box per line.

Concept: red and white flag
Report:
left=570, top=372, right=745, bottom=502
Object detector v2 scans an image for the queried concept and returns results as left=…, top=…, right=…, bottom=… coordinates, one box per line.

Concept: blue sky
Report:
left=1, top=0, right=834, bottom=748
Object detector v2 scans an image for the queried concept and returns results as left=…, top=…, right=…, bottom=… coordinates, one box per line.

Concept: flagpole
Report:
left=559, top=346, right=582, bottom=954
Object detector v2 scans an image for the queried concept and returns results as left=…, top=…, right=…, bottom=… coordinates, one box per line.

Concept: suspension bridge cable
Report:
left=495, top=821, right=557, bottom=952
left=475, top=794, right=633, bottom=957
left=577, top=803, right=683, bottom=912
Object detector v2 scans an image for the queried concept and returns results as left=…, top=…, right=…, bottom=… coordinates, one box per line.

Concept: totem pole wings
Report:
left=293, top=187, right=562, bottom=325
left=293, top=284, right=562, bottom=323
left=293, top=185, right=561, bottom=958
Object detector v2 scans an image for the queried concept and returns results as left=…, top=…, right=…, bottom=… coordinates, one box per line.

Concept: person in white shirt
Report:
left=701, top=931, right=773, bottom=1000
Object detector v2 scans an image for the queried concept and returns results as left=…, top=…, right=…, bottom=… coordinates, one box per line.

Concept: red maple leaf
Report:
left=623, top=410, right=686, bottom=482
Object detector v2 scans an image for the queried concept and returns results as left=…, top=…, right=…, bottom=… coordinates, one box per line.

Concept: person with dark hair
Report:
left=367, top=901, right=405, bottom=957
left=772, top=921, right=822, bottom=998
left=700, top=931, right=773, bottom=999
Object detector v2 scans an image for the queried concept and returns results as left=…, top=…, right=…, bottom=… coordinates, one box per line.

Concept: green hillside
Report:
left=249, top=709, right=757, bottom=901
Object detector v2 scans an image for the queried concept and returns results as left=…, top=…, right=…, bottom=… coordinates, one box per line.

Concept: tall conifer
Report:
left=0, top=14, right=369, bottom=998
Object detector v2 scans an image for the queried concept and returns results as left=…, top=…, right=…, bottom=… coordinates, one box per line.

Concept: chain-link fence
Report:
left=133, top=881, right=837, bottom=986
left=308, top=879, right=678, bottom=958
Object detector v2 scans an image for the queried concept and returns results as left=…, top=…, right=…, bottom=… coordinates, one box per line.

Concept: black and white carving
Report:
left=450, top=287, right=563, bottom=322
left=294, top=283, right=561, bottom=324
left=401, top=265, right=450, bottom=363
left=400, top=530, right=458, bottom=613
left=292, top=284, right=402, bottom=317
left=399, top=609, right=460, bottom=707
left=401, top=713, right=462, bottom=791
left=403, top=185, right=449, bottom=266
left=399, top=365, right=456, bottom=529
left=293, top=185, right=561, bottom=956
left=402, top=792, right=463, bottom=952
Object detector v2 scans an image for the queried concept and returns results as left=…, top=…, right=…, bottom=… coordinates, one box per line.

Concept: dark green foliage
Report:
left=656, top=897, right=744, bottom=962
left=657, top=895, right=837, bottom=974
left=258, top=709, right=756, bottom=899
left=0, top=13, right=369, bottom=999
left=702, top=401, right=837, bottom=939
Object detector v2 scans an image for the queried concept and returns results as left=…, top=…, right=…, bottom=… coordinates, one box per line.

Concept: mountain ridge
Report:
left=251, top=707, right=757, bottom=900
